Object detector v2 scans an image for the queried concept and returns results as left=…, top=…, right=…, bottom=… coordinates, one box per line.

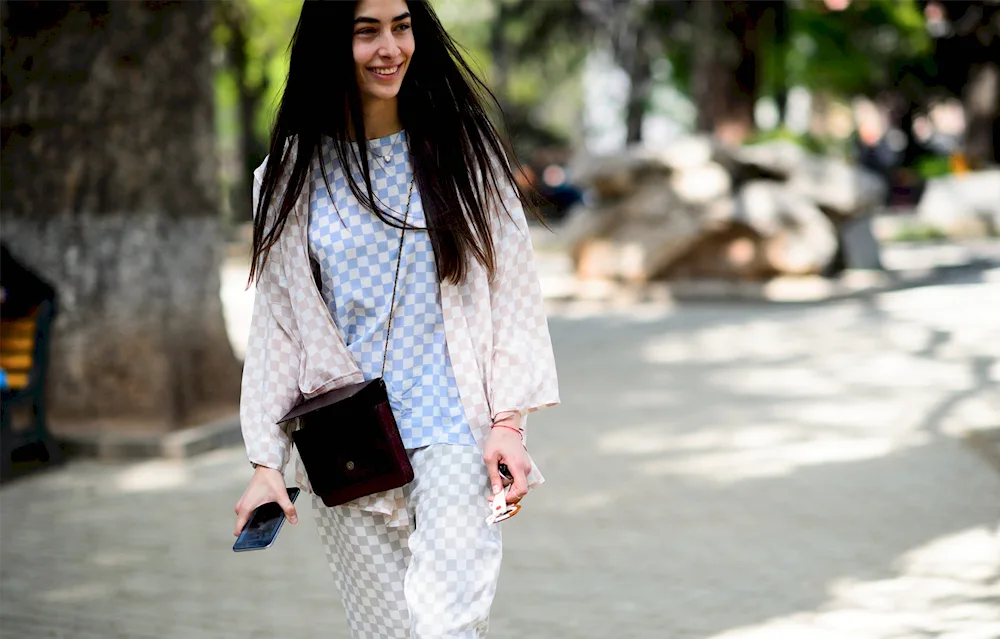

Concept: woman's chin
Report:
left=364, top=86, right=403, bottom=103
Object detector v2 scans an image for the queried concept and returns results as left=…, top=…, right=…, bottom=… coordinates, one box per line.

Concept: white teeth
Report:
left=372, top=66, right=398, bottom=76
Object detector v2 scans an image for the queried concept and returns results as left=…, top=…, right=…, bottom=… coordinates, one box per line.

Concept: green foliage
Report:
left=214, top=0, right=300, bottom=142
left=785, top=0, right=934, bottom=98
left=431, top=0, right=494, bottom=76
left=744, top=127, right=828, bottom=155
left=912, top=154, right=952, bottom=180
left=890, top=222, right=948, bottom=243
left=430, top=0, right=588, bottom=157
left=213, top=0, right=952, bottom=172
left=214, top=61, right=240, bottom=143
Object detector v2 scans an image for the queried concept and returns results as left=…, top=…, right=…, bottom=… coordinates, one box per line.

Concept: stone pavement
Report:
left=2, top=268, right=999, bottom=638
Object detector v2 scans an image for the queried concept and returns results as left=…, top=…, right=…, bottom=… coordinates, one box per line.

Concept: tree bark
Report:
left=490, top=0, right=513, bottom=114
left=578, top=0, right=655, bottom=144
left=772, top=1, right=789, bottom=124
left=692, top=0, right=718, bottom=135
left=219, top=2, right=267, bottom=223
left=1, top=0, right=241, bottom=431
left=724, top=2, right=758, bottom=144
left=623, top=27, right=653, bottom=144
left=692, top=0, right=768, bottom=144
left=963, top=62, right=999, bottom=168
left=928, top=0, right=1000, bottom=166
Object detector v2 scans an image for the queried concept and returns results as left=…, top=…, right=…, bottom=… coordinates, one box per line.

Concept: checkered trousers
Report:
left=313, top=444, right=502, bottom=639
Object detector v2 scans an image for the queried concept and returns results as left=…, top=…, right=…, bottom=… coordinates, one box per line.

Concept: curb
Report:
left=668, top=260, right=997, bottom=304
left=58, top=413, right=243, bottom=461
left=544, top=260, right=998, bottom=310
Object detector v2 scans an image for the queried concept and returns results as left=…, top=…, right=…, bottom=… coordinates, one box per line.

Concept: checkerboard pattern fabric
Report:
left=308, top=133, right=476, bottom=450
left=313, top=444, right=502, bottom=639
left=241, top=137, right=559, bottom=526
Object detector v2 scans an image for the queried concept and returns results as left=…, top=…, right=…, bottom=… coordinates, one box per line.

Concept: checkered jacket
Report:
left=240, top=148, right=560, bottom=526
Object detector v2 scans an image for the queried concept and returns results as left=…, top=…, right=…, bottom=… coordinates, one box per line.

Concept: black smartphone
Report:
left=498, top=463, right=514, bottom=484
left=233, top=487, right=301, bottom=552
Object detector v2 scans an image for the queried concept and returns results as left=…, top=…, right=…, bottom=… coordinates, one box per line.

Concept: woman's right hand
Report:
left=233, top=466, right=298, bottom=537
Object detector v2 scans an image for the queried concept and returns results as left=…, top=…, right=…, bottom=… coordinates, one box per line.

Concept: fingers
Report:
left=484, top=451, right=503, bottom=496
left=275, top=489, right=298, bottom=524
left=234, top=501, right=252, bottom=538
left=507, top=461, right=529, bottom=504
left=262, top=469, right=298, bottom=524
left=234, top=469, right=298, bottom=538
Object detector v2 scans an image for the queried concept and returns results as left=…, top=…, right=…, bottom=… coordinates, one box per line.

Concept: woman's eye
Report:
left=394, top=23, right=411, bottom=32
left=355, top=28, right=375, bottom=36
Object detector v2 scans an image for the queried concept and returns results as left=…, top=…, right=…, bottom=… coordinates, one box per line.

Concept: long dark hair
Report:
left=248, top=0, right=534, bottom=287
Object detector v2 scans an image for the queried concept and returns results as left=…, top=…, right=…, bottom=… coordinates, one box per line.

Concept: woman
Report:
left=232, top=1, right=559, bottom=637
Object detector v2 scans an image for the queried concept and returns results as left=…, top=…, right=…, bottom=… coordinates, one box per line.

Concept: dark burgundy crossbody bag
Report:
left=277, top=180, right=415, bottom=507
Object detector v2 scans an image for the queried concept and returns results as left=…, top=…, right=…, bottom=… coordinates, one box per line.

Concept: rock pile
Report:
left=916, top=170, right=1000, bottom=238
left=560, top=138, right=888, bottom=282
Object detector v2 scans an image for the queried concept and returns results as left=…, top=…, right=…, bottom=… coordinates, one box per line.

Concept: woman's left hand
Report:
left=483, top=424, right=531, bottom=505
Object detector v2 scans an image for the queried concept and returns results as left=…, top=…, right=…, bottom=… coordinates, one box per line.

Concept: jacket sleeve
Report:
left=239, top=171, right=302, bottom=471
left=487, top=175, right=561, bottom=424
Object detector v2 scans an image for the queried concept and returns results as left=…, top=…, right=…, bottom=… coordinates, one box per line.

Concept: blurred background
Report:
left=1, top=1, right=998, bottom=638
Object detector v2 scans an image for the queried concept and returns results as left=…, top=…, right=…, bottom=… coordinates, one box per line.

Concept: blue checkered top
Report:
left=307, top=132, right=476, bottom=450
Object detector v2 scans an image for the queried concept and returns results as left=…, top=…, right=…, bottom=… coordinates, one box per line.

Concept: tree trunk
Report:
left=692, top=0, right=718, bottom=135
left=613, top=0, right=654, bottom=144
left=577, top=0, right=655, bottom=144
left=963, top=62, right=999, bottom=168
left=222, top=4, right=260, bottom=223
left=623, top=28, right=653, bottom=144
left=772, top=1, right=789, bottom=125
left=1, top=1, right=241, bottom=432
left=723, top=4, right=757, bottom=144
left=930, top=1, right=1000, bottom=166
left=692, top=0, right=765, bottom=145
left=490, top=0, right=513, bottom=115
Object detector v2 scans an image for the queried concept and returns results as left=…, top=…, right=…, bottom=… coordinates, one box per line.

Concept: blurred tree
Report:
left=920, top=0, right=1000, bottom=166
left=216, top=1, right=257, bottom=224
left=578, top=0, right=661, bottom=144
left=489, top=0, right=515, bottom=115
left=765, top=1, right=792, bottom=124
left=1, top=0, right=241, bottom=430
left=501, top=0, right=676, bottom=145
left=213, top=0, right=300, bottom=221
left=503, top=0, right=783, bottom=146
left=691, top=1, right=780, bottom=144
left=781, top=0, right=934, bottom=164
left=786, top=0, right=932, bottom=98
left=433, top=0, right=954, bottom=157
left=487, top=0, right=592, bottom=153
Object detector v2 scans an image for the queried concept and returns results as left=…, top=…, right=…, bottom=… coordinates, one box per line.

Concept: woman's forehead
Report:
left=354, top=0, right=410, bottom=21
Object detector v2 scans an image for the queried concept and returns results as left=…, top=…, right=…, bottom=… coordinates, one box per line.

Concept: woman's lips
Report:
left=369, top=65, right=400, bottom=80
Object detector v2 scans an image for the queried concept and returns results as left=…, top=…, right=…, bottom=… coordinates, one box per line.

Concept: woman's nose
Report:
left=377, top=31, right=400, bottom=58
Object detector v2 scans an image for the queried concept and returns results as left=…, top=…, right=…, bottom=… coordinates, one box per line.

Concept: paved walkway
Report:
left=2, top=268, right=998, bottom=638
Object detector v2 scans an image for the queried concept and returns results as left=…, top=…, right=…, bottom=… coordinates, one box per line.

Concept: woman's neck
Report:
left=361, top=97, right=403, bottom=140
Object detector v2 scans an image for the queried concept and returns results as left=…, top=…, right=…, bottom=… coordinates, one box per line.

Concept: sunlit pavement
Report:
left=2, top=264, right=998, bottom=638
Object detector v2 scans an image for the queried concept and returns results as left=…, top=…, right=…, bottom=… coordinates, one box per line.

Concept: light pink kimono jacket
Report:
left=240, top=148, right=560, bottom=527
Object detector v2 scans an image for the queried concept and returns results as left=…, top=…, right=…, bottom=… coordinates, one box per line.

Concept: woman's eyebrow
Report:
left=354, top=12, right=411, bottom=25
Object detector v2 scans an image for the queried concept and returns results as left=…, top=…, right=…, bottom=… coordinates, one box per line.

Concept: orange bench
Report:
left=1, top=300, right=60, bottom=479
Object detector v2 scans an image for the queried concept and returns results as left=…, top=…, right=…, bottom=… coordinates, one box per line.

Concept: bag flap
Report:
left=277, top=378, right=382, bottom=424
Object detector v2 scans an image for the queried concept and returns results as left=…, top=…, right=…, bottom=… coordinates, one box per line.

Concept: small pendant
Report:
left=383, top=153, right=392, bottom=164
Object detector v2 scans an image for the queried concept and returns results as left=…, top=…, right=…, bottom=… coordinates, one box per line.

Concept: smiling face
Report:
left=353, top=0, right=414, bottom=110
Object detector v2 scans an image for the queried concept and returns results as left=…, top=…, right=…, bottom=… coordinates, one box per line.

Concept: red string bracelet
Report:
left=491, top=423, right=524, bottom=441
